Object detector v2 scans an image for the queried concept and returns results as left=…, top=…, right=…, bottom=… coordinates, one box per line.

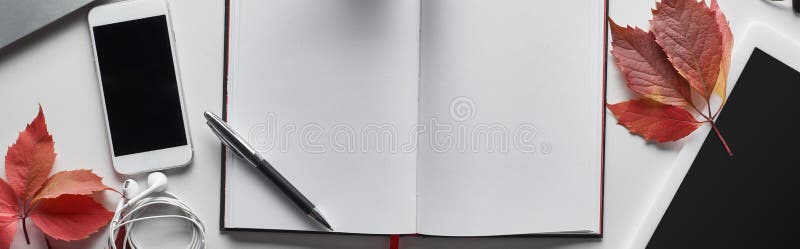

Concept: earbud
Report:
left=122, top=179, right=141, bottom=199
left=124, top=172, right=168, bottom=206
left=109, top=172, right=204, bottom=249
left=113, top=179, right=144, bottom=224
left=147, top=171, right=168, bottom=192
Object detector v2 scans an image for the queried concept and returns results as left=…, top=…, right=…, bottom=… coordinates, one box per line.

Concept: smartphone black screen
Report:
left=93, top=15, right=187, bottom=157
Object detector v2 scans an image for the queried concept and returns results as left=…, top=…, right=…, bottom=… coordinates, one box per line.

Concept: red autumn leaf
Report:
left=0, top=180, right=19, bottom=249
left=651, top=0, right=723, bottom=100
left=608, top=100, right=703, bottom=142
left=609, top=18, right=692, bottom=106
left=32, top=170, right=111, bottom=204
left=0, top=215, right=15, bottom=249
left=30, top=195, right=114, bottom=241
left=711, top=0, right=733, bottom=101
left=0, top=180, right=18, bottom=215
left=5, top=105, right=56, bottom=203
left=608, top=0, right=734, bottom=155
left=0, top=106, right=114, bottom=249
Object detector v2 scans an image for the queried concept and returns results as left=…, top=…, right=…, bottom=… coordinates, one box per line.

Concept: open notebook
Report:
left=222, top=0, right=606, bottom=236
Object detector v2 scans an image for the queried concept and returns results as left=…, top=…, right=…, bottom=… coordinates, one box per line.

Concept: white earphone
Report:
left=121, top=172, right=168, bottom=207
left=109, top=172, right=205, bottom=249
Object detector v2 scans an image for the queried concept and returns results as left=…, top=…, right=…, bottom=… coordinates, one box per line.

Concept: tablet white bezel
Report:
left=628, top=22, right=800, bottom=249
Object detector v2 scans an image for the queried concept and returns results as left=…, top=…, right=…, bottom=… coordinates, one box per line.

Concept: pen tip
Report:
left=310, top=208, right=333, bottom=231
left=320, top=219, right=333, bottom=231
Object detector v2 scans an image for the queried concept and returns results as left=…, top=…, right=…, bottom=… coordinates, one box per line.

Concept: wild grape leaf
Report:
left=0, top=180, right=18, bottom=215
left=0, top=106, right=114, bottom=248
left=609, top=19, right=692, bottom=106
left=0, top=180, right=19, bottom=249
left=32, top=170, right=110, bottom=204
left=651, top=0, right=723, bottom=100
left=0, top=215, right=15, bottom=249
left=711, top=0, right=733, bottom=101
left=30, top=195, right=114, bottom=241
left=608, top=99, right=703, bottom=142
left=4, top=105, right=56, bottom=203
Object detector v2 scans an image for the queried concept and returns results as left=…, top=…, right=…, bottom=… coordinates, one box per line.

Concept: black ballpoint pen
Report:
left=204, top=111, right=332, bottom=231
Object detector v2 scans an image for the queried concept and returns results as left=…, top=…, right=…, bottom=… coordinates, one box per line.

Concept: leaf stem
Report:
left=22, top=217, right=30, bottom=245
left=689, top=102, right=711, bottom=120
left=708, top=120, right=733, bottom=156
left=700, top=98, right=732, bottom=156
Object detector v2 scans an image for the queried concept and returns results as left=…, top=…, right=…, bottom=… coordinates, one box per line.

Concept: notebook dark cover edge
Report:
left=219, top=0, right=231, bottom=235
left=219, top=0, right=608, bottom=238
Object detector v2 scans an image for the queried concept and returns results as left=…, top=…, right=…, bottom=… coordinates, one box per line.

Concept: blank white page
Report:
left=225, top=0, right=419, bottom=234
left=417, top=0, right=604, bottom=236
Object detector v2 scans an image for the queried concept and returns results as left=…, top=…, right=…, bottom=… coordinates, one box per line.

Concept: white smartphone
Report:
left=88, top=0, right=192, bottom=175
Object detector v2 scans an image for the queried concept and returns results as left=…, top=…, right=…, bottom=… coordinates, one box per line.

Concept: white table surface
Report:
left=1, top=0, right=798, bottom=248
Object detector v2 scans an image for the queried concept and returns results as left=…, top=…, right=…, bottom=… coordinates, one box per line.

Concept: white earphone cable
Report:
left=108, top=191, right=205, bottom=249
